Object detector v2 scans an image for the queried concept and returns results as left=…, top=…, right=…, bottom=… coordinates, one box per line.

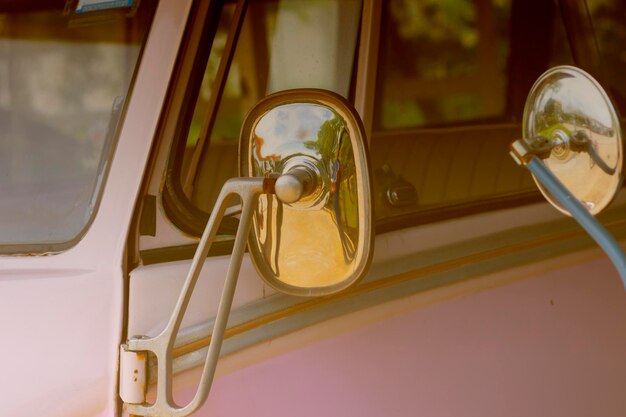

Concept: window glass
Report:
left=165, top=0, right=625, bottom=236
left=179, top=3, right=236, bottom=181
left=0, top=2, right=155, bottom=248
left=372, top=0, right=578, bottom=225
left=171, top=0, right=361, bottom=226
left=376, top=0, right=511, bottom=129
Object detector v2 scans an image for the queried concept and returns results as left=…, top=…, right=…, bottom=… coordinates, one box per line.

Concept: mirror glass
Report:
left=240, top=90, right=373, bottom=296
left=524, top=65, right=623, bottom=215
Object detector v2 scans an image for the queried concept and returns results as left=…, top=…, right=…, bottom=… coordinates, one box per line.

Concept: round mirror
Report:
left=240, top=89, right=373, bottom=296
left=524, top=65, right=623, bottom=215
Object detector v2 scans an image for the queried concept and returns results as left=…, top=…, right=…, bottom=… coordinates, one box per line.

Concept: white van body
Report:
left=2, top=1, right=626, bottom=416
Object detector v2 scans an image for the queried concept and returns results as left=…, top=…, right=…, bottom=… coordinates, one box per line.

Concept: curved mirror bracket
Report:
left=123, top=89, right=373, bottom=416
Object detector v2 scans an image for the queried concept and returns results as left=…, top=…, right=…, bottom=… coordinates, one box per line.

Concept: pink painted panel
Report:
left=174, top=256, right=626, bottom=417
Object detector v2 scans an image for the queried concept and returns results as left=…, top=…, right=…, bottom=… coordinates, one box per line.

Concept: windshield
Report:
left=0, top=1, right=155, bottom=251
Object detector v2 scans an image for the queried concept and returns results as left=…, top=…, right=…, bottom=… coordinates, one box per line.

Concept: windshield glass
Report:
left=0, top=1, right=155, bottom=250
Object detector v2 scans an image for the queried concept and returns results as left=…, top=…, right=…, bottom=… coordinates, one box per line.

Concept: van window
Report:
left=163, top=0, right=362, bottom=235
left=371, top=0, right=577, bottom=227
left=163, top=0, right=625, bottom=238
left=370, top=0, right=626, bottom=230
left=0, top=2, right=155, bottom=250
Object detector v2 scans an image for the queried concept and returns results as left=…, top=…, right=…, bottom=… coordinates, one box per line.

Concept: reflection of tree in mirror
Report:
left=304, top=117, right=339, bottom=162
left=303, top=116, right=355, bottom=179
left=304, top=115, right=358, bottom=260
left=537, top=98, right=613, bottom=139
left=535, top=80, right=564, bottom=131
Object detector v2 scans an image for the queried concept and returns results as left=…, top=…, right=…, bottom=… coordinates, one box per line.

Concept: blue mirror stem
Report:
left=527, top=156, right=626, bottom=287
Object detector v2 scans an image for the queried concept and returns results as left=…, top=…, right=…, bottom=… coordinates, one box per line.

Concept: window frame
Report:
left=160, top=0, right=242, bottom=238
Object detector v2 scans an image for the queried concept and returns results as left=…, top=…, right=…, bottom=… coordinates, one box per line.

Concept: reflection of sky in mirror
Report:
left=254, top=103, right=334, bottom=157
left=539, top=75, right=613, bottom=128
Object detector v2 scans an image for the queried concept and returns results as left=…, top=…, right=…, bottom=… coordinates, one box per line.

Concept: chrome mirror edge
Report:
left=521, top=65, right=623, bottom=216
left=240, top=89, right=374, bottom=297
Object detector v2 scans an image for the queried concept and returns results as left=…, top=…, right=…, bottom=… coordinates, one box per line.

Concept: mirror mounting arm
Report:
left=524, top=156, right=626, bottom=284
left=124, top=178, right=265, bottom=417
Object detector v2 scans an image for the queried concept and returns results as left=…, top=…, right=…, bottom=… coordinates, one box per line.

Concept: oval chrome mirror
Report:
left=240, top=89, right=373, bottom=296
left=523, top=65, right=623, bottom=215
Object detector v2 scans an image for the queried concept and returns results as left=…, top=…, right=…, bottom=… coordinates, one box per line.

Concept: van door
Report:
left=124, top=0, right=364, bottom=413
left=124, top=0, right=626, bottom=416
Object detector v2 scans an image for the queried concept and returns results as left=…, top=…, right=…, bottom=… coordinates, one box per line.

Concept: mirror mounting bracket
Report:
left=509, top=136, right=552, bottom=166
left=123, top=177, right=265, bottom=417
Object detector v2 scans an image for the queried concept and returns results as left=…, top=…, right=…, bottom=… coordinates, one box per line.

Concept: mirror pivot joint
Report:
left=510, top=136, right=552, bottom=166
left=274, top=166, right=318, bottom=204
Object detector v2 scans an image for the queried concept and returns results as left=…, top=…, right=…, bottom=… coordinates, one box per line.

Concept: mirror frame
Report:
left=522, top=65, right=624, bottom=216
left=239, top=89, right=374, bottom=296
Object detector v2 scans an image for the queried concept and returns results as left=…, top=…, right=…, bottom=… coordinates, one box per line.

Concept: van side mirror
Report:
left=509, top=65, right=626, bottom=284
left=510, top=65, right=622, bottom=215
left=240, top=90, right=373, bottom=296
left=122, top=89, right=373, bottom=416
